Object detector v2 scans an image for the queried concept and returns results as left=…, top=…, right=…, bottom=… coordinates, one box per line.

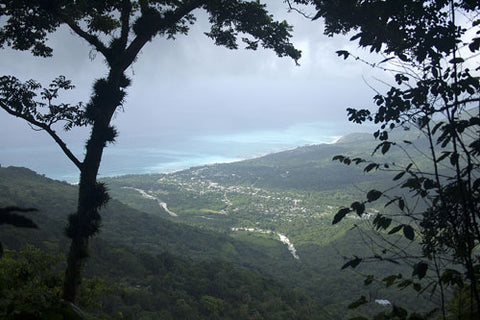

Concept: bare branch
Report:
left=55, top=11, right=110, bottom=59
left=284, top=0, right=314, bottom=19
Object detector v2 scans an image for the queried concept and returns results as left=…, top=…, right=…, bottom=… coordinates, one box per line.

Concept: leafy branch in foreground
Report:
left=0, top=75, right=86, bottom=169
left=292, top=0, right=480, bottom=318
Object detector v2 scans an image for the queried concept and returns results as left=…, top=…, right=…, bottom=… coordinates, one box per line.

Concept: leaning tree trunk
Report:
left=62, top=129, right=107, bottom=302
left=62, top=72, right=127, bottom=302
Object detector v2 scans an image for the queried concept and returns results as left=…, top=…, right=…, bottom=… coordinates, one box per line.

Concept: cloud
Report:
left=0, top=1, right=384, bottom=173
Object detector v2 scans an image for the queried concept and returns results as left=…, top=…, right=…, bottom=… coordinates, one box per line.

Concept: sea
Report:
left=0, top=121, right=370, bottom=183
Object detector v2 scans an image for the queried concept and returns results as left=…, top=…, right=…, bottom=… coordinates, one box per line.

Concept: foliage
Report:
left=0, top=245, right=87, bottom=319
left=287, top=0, right=480, bottom=318
left=0, top=216, right=318, bottom=320
left=0, top=0, right=301, bottom=302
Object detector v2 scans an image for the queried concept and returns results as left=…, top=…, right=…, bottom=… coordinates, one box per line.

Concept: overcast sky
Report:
left=0, top=1, right=387, bottom=179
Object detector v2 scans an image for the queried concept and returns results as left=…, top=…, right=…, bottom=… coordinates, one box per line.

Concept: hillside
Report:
left=100, top=130, right=438, bottom=316
left=0, top=159, right=435, bottom=318
left=0, top=129, right=441, bottom=318
left=0, top=166, right=326, bottom=319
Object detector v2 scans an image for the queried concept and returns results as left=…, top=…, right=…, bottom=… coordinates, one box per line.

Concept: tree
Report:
left=288, top=0, right=480, bottom=318
left=0, top=0, right=301, bottom=303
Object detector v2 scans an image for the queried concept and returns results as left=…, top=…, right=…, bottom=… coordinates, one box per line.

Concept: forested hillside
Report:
left=0, top=166, right=323, bottom=319
left=0, top=153, right=435, bottom=318
left=100, top=131, right=438, bottom=316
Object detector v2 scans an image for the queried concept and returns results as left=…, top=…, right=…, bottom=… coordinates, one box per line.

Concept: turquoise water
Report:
left=0, top=121, right=369, bottom=183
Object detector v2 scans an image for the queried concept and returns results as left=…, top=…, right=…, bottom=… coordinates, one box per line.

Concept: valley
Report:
left=103, top=133, right=394, bottom=249
left=98, top=131, right=436, bottom=316
left=0, top=131, right=438, bottom=319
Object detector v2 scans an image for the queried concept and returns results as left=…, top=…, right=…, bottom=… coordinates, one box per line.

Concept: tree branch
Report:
left=120, top=0, right=204, bottom=72
left=55, top=12, right=110, bottom=59
left=0, top=102, right=83, bottom=170
left=285, top=0, right=314, bottom=19
left=447, top=97, right=480, bottom=108
left=119, top=0, right=133, bottom=51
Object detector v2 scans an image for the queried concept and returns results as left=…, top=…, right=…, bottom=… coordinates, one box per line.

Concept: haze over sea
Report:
left=1, top=121, right=369, bottom=183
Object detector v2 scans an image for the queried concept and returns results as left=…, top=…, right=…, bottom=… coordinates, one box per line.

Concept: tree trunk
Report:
left=62, top=73, right=122, bottom=303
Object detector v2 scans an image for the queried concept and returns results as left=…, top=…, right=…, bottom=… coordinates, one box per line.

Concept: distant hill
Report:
left=159, top=130, right=423, bottom=192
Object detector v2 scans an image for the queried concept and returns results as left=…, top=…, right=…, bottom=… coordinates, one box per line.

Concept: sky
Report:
left=0, top=1, right=386, bottom=181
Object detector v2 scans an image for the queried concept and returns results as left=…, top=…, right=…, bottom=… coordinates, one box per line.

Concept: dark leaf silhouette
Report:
left=348, top=295, right=368, bottom=309
left=366, top=189, right=382, bottom=202
left=0, top=206, right=38, bottom=228
left=332, top=207, right=351, bottom=224
left=342, top=256, right=362, bottom=270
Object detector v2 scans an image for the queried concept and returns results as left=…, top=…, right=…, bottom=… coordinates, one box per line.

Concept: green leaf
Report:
left=383, top=274, right=402, bottom=287
left=350, top=33, right=362, bottom=41
left=402, top=177, right=421, bottom=190
left=381, top=141, right=391, bottom=154
left=352, top=157, right=365, bottom=164
left=388, top=225, right=403, bottom=235
left=473, top=178, right=480, bottom=191
left=441, top=269, right=463, bottom=287
left=469, top=37, right=480, bottom=52
left=393, top=171, right=406, bottom=181
left=431, top=122, right=443, bottom=135
left=332, top=207, right=351, bottom=224
left=373, top=214, right=392, bottom=231
left=450, top=152, right=459, bottom=166
left=348, top=295, right=368, bottom=309
left=364, top=275, right=374, bottom=285
left=312, top=10, right=323, bottom=21
left=342, top=256, right=362, bottom=270
left=423, top=179, right=436, bottom=190
left=364, top=163, right=378, bottom=173
left=412, top=262, right=428, bottom=279
left=413, top=283, right=422, bottom=292
left=449, top=57, right=465, bottom=64
left=397, top=279, right=412, bottom=289
left=366, top=189, right=382, bottom=202
left=403, top=225, right=415, bottom=241
left=398, top=53, right=409, bottom=61
left=336, top=50, right=350, bottom=59
left=351, top=201, right=365, bottom=216
left=384, top=258, right=400, bottom=265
